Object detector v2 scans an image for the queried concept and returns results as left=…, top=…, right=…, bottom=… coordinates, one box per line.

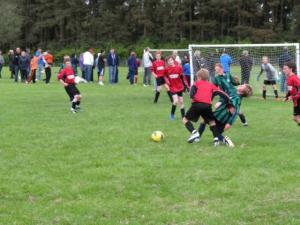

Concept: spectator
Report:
left=0, top=50, right=4, bottom=78
left=28, top=53, right=39, bottom=84
left=71, top=54, right=79, bottom=76
left=279, top=47, right=293, bottom=93
left=127, top=51, right=138, bottom=85
left=13, top=47, right=21, bottom=82
left=8, top=50, right=15, bottom=79
left=172, top=50, right=182, bottom=65
left=142, top=47, right=153, bottom=87
left=44, top=50, right=54, bottom=84
left=19, top=51, right=30, bottom=82
left=107, top=48, right=119, bottom=84
left=239, top=50, right=253, bottom=84
left=135, top=58, right=140, bottom=84
left=193, top=50, right=206, bottom=75
left=220, top=48, right=232, bottom=73
left=36, top=48, right=44, bottom=81
left=79, top=53, right=84, bottom=79
left=96, top=49, right=105, bottom=86
left=83, top=48, right=94, bottom=82
left=25, top=49, right=31, bottom=79
left=206, top=52, right=216, bottom=83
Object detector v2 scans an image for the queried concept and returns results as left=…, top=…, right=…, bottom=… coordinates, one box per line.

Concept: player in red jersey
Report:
left=165, top=56, right=189, bottom=120
left=57, top=60, right=82, bottom=113
left=151, top=51, right=173, bottom=103
left=283, top=61, right=300, bottom=125
left=182, top=68, right=230, bottom=146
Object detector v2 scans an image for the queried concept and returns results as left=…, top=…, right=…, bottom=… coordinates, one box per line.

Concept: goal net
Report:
left=188, top=43, right=300, bottom=87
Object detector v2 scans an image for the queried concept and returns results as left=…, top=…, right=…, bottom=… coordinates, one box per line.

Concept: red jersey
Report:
left=165, top=65, right=185, bottom=93
left=57, top=67, right=76, bottom=84
left=287, top=74, right=300, bottom=106
left=151, top=60, right=165, bottom=78
left=191, top=80, right=226, bottom=104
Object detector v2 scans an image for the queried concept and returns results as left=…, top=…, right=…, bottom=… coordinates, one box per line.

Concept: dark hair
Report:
left=284, top=61, right=296, bottom=73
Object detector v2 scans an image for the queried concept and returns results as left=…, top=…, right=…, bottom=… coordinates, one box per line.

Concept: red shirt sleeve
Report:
left=57, top=69, right=65, bottom=80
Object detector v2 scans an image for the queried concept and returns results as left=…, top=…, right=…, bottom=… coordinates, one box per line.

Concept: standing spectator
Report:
left=206, top=52, right=216, bottom=83
left=44, top=50, right=54, bottom=84
left=8, top=50, right=15, bottom=79
left=36, top=48, right=44, bottom=81
left=83, top=48, right=94, bottom=82
left=19, top=51, right=30, bottom=82
left=107, top=48, right=119, bottom=84
left=193, top=50, right=206, bottom=76
left=71, top=54, right=79, bottom=76
left=239, top=50, right=253, bottom=84
left=127, top=51, right=138, bottom=85
left=135, top=58, right=140, bottom=84
left=220, top=49, right=232, bottom=73
left=142, top=47, right=153, bottom=87
left=13, top=47, right=21, bottom=82
left=25, top=49, right=31, bottom=79
left=172, top=50, right=182, bottom=65
left=28, top=53, right=39, bottom=84
left=0, top=50, right=4, bottom=78
left=79, top=53, right=85, bottom=79
left=279, top=47, right=293, bottom=93
left=96, top=50, right=105, bottom=86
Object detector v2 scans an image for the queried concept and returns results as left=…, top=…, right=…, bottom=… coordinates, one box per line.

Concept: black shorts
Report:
left=65, top=84, right=80, bottom=101
left=294, top=99, right=300, bottom=116
left=264, top=80, right=276, bottom=85
left=171, top=91, right=183, bottom=97
left=156, top=77, right=165, bottom=86
left=185, top=103, right=215, bottom=123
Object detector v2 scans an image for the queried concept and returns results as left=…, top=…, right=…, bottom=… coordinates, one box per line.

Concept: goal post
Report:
left=188, top=43, right=300, bottom=85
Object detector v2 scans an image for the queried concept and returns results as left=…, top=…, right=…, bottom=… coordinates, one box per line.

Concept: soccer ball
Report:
left=151, top=131, right=164, bottom=142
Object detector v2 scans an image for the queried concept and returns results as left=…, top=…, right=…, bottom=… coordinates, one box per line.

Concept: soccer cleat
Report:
left=214, top=138, right=220, bottom=147
left=99, top=81, right=104, bottom=86
left=75, top=105, right=81, bottom=111
left=70, top=108, right=77, bottom=114
left=169, top=114, right=175, bottom=121
left=224, top=136, right=235, bottom=148
left=187, top=130, right=200, bottom=143
left=242, top=122, right=248, bottom=127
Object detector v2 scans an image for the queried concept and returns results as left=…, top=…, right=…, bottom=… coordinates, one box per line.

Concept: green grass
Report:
left=0, top=66, right=299, bottom=225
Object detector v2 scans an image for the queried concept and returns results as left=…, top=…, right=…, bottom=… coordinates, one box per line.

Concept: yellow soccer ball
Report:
left=151, top=131, right=164, bottom=142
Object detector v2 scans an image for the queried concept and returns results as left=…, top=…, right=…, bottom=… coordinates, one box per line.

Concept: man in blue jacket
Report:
left=127, top=52, right=138, bottom=85
left=107, top=48, right=119, bottom=84
left=220, top=49, right=232, bottom=73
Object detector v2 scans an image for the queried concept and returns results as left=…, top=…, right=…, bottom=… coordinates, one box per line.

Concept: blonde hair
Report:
left=63, top=55, right=71, bottom=63
left=196, top=68, right=209, bottom=81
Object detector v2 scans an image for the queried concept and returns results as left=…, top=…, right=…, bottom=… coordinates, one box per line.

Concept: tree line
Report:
left=0, top=0, right=299, bottom=53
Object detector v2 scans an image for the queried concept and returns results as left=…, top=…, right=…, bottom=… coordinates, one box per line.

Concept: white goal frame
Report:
left=188, top=43, right=300, bottom=84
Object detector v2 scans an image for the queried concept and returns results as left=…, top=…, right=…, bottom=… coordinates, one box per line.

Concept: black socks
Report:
left=154, top=91, right=160, bottom=103
left=185, top=121, right=195, bottom=133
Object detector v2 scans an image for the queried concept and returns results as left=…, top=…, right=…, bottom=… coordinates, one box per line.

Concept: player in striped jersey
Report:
left=214, top=63, right=249, bottom=126
left=198, top=84, right=253, bottom=146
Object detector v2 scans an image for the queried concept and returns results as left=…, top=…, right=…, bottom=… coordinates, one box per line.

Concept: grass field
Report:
left=0, top=66, right=299, bottom=225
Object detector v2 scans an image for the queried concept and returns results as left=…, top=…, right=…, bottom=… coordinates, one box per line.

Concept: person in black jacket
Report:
left=97, top=49, right=105, bottom=85
left=239, top=50, right=253, bottom=84
left=19, top=51, right=30, bottom=83
left=8, top=50, right=15, bottom=79
left=13, top=47, right=21, bottom=82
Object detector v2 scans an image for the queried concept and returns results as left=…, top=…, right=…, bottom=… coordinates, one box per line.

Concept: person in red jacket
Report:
left=182, top=68, right=230, bottom=146
left=57, top=60, right=82, bottom=113
left=151, top=51, right=173, bottom=103
left=165, top=56, right=189, bottom=120
left=283, top=61, right=300, bottom=125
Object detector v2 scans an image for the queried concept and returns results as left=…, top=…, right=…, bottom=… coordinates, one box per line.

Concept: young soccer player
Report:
left=183, top=68, right=230, bottom=146
left=257, top=56, right=279, bottom=100
left=57, top=60, right=82, bottom=113
left=198, top=84, right=253, bottom=146
left=165, top=56, right=189, bottom=120
left=283, top=61, right=300, bottom=126
left=214, top=63, right=248, bottom=126
left=151, top=51, right=173, bottom=103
